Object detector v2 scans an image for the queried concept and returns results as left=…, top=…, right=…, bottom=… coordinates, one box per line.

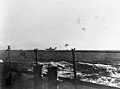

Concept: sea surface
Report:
left=37, top=61, right=120, bottom=88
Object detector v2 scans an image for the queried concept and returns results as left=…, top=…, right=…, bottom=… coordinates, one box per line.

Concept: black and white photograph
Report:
left=0, top=0, right=120, bottom=89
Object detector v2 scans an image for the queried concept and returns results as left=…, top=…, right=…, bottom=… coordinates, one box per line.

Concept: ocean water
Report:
left=37, top=61, right=120, bottom=88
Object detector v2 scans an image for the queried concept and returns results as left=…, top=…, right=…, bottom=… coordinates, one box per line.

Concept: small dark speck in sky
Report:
left=65, top=43, right=69, bottom=47
left=77, top=19, right=80, bottom=23
left=95, top=16, right=98, bottom=19
left=82, top=27, right=86, bottom=31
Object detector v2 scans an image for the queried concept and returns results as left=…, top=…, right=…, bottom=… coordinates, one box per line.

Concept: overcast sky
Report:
left=0, top=0, right=120, bottom=50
